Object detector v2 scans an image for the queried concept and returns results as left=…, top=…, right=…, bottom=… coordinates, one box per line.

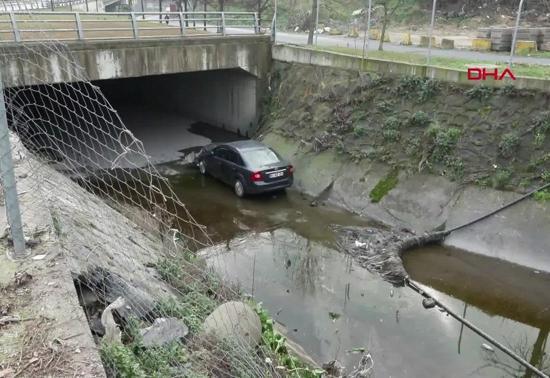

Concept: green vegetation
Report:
left=99, top=251, right=323, bottom=378
left=465, top=85, right=494, bottom=101
left=396, top=76, right=438, bottom=102
left=426, top=125, right=461, bottom=163
left=498, top=132, right=520, bottom=158
left=408, top=111, right=431, bottom=128
left=370, top=170, right=399, bottom=203
left=254, top=304, right=324, bottom=378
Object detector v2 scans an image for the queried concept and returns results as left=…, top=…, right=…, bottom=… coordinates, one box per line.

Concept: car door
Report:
left=223, top=149, right=244, bottom=184
left=210, top=147, right=228, bottom=180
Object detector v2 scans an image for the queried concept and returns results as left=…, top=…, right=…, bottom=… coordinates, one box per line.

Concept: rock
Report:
left=202, top=301, right=262, bottom=348
left=101, top=297, right=126, bottom=344
left=140, top=317, right=189, bottom=347
left=422, top=298, right=436, bottom=309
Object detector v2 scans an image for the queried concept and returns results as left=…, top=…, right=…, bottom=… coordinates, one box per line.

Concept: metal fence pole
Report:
left=253, top=12, right=259, bottom=34
left=0, top=75, right=26, bottom=259
left=314, top=0, right=320, bottom=45
left=130, top=12, right=139, bottom=39
left=427, top=0, right=437, bottom=65
left=362, top=0, right=372, bottom=60
left=221, top=12, right=226, bottom=36
left=75, top=12, right=84, bottom=40
left=178, top=12, right=185, bottom=36
left=509, top=0, right=526, bottom=67
left=8, top=13, right=21, bottom=42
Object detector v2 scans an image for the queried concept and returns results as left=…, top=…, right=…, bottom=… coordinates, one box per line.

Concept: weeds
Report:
left=492, top=169, right=512, bottom=189
left=408, top=111, right=431, bottom=128
left=498, top=84, right=518, bottom=97
left=397, top=76, right=438, bottom=102
left=465, top=85, right=494, bottom=101
left=426, top=125, right=462, bottom=163
left=498, top=133, right=520, bottom=157
left=534, top=190, right=550, bottom=202
left=254, top=303, right=324, bottom=378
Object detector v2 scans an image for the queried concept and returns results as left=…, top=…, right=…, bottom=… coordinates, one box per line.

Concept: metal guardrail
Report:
left=0, top=11, right=261, bottom=42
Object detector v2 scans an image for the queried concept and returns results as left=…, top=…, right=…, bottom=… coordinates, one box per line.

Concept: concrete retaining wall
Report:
left=272, top=44, right=550, bottom=91
left=261, top=133, right=550, bottom=274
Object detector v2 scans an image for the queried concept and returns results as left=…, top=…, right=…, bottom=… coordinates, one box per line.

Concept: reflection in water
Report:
left=167, top=168, right=550, bottom=377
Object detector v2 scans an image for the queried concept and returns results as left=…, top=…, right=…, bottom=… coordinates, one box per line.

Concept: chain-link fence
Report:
left=0, top=3, right=300, bottom=377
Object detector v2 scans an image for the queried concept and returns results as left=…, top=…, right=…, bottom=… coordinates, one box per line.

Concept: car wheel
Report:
left=198, top=160, right=207, bottom=175
left=234, top=179, right=245, bottom=198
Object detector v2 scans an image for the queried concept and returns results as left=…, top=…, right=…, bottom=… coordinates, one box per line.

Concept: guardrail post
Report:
left=178, top=12, right=185, bottom=36
left=221, top=12, right=226, bottom=36
left=8, top=13, right=20, bottom=42
left=75, top=12, right=84, bottom=40
left=0, top=74, right=26, bottom=260
left=130, top=12, right=139, bottom=39
left=253, top=12, right=259, bottom=34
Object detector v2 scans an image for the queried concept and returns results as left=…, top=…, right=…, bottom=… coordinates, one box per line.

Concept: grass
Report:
left=314, top=46, right=550, bottom=79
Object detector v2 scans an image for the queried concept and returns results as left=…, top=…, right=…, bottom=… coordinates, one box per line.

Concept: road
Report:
left=274, top=30, right=550, bottom=66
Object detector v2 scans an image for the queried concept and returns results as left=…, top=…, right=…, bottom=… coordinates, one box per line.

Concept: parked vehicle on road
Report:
left=195, top=141, right=294, bottom=197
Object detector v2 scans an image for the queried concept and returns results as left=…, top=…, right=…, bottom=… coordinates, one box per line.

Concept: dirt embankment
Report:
left=258, top=62, right=550, bottom=272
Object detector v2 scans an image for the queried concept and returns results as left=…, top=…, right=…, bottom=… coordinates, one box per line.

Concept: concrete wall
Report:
left=101, top=69, right=258, bottom=134
left=273, top=44, right=550, bottom=91
left=1, top=36, right=272, bottom=88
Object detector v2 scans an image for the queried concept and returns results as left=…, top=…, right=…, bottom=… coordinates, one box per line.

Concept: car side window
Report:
left=227, top=151, right=243, bottom=166
left=214, top=148, right=227, bottom=159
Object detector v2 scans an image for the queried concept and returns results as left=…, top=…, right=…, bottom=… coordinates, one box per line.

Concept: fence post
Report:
left=75, top=12, right=84, bottom=40
left=178, top=12, right=185, bottom=36
left=130, top=12, right=139, bottom=39
left=0, top=74, right=26, bottom=259
left=427, top=0, right=437, bottom=65
left=255, top=12, right=261, bottom=34
left=221, top=12, right=226, bottom=36
left=8, top=13, right=20, bottom=42
left=509, top=0, right=526, bottom=67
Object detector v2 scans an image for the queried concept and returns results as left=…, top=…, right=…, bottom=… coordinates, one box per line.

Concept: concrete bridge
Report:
left=1, top=12, right=272, bottom=134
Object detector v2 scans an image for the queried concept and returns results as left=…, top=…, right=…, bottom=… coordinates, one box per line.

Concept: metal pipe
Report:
left=509, top=0, right=526, bottom=67
left=0, top=73, right=26, bottom=259
left=427, top=0, right=437, bottom=65
left=406, top=279, right=549, bottom=378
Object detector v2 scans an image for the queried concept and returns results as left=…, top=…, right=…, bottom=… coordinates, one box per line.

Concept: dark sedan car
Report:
left=195, top=141, right=294, bottom=197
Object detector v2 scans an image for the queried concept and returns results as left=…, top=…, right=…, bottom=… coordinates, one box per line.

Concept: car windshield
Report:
left=241, top=148, right=280, bottom=168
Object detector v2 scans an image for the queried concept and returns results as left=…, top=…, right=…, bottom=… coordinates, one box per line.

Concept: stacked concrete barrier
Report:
left=490, top=28, right=513, bottom=51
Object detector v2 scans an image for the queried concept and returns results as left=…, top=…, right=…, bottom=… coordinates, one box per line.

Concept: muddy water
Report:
left=162, top=165, right=550, bottom=377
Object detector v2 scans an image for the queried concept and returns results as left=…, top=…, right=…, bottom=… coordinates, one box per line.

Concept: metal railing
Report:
left=0, top=0, right=88, bottom=12
left=0, top=11, right=261, bottom=43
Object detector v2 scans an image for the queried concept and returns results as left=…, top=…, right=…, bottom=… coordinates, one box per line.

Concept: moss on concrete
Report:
left=370, top=170, right=399, bottom=203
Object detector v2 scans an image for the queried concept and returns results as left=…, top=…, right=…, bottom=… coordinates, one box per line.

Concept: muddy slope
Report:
left=258, top=62, right=550, bottom=272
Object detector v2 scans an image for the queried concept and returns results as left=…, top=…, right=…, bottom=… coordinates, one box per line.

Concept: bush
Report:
left=397, top=77, right=438, bottom=102
left=353, top=125, right=367, bottom=137
left=498, top=133, right=520, bottom=157
left=492, top=169, right=512, bottom=189
left=534, top=190, right=550, bottom=202
left=465, top=85, right=494, bottom=101
left=408, top=111, right=431, bottom=128
left=445, top=157, right=465, bottom=181
left=426, top=126, right=462, bottom=163
left=383, top=128, right=400, bottom=142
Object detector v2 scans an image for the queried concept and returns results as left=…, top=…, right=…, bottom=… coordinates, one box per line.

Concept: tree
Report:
left=376, top=0, right=404, bottom=51
left=307, top=0, right=318, bottom=45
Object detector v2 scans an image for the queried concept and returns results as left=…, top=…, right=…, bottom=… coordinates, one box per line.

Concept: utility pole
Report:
left=50, top=0, right=54, bottom=11
left=509, top=0, right=526, bottom=67
left=0, top=74, right=26, bottom=260
left=159, top=0, right=162, bottom=22
left=427, top=0, right=437, bottom=65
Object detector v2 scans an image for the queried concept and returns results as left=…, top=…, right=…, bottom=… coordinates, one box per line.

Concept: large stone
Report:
left=140, top=317, right=189, bottom=347
left=202, top=301, right=262, bottom=348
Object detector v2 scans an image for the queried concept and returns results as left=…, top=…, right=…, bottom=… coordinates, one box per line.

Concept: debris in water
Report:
left=354, top=240, right=367, bottom=248
left=347, top=347, right=367, bottom=354
left=329, top=312, right=341, bottom=321
left=422, top=298, right=436, bottom=309
left=32, top=254, right=46, bottom=260
left=481, top=343, right=495, bottom=352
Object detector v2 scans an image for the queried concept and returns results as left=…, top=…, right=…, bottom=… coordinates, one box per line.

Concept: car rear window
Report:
left=241, top=148, right=280, bottom=168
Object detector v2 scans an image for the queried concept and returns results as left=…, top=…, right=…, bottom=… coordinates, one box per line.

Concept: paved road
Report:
left=274, top=31, right=550, bottom=66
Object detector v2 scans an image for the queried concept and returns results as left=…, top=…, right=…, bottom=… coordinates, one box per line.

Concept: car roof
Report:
left=222, top=140, right=267, bottom=151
